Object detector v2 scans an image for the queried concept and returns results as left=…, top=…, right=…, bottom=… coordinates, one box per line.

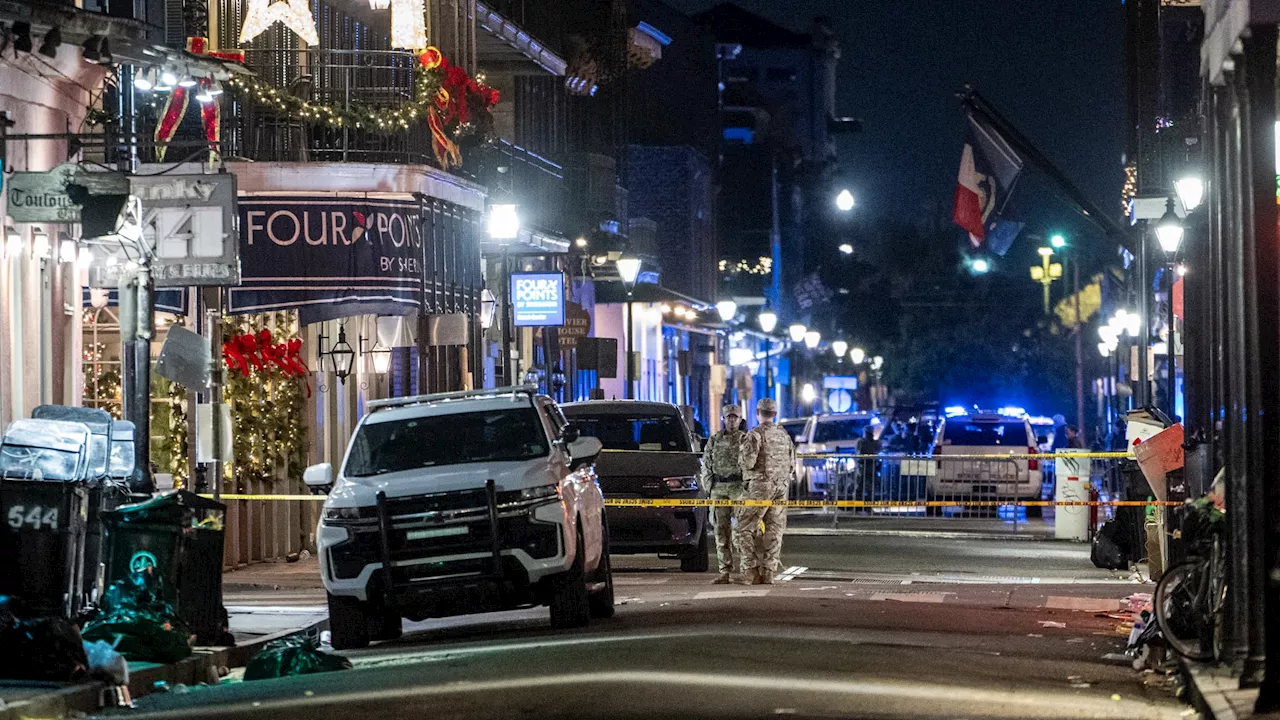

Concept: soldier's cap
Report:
left=756, top=397, right=779, bottom=414
left=722, top=404, right=743, bottom=417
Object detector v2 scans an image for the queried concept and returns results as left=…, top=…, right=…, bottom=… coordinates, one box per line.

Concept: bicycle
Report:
left=1154, top=497, right=1227, bottom=661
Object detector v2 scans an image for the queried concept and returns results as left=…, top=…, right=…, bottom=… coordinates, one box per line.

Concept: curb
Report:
left=785, top=527, right=1058, bottom=542
left=1182, top=659, right=1256, bottom=720
left=0, top=617, right=328, bottom=720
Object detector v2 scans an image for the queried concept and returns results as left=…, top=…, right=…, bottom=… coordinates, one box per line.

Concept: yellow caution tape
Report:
left=198, top=493, right=1177, bottom=508
left=797, top=452, right=1135, bottom=460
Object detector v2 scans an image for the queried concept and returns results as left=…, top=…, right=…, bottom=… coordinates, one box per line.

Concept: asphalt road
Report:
left=122, top=527, right=1180, bottom=720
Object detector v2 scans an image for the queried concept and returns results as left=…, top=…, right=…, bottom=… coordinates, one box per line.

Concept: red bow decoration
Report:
left=221, top=329, right=313, bottom=397
left=154, top=37, right=243, bottom=163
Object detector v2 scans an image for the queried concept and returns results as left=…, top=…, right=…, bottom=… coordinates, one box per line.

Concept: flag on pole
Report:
left=953, top=112, right=1024, bottom=247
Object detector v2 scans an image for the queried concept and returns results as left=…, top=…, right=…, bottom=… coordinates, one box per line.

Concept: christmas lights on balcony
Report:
left=390, top=0, right=427, bottom=49
left=239, top=0, right=319, bottom=45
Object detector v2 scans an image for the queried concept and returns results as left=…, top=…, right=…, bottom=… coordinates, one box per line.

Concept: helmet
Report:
left=722, top=404, right=743, bottom=417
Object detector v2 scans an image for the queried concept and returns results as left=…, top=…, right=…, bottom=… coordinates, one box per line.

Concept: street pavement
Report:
left=115, top=525, right=1183, bottom=720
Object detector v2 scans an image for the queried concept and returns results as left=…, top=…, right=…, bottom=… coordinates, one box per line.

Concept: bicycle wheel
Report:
left=1156, top=560, right=1214, bottom=661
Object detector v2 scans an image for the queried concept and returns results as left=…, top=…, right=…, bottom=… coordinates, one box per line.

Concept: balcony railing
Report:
left=217, top=48, right=435, bottom=165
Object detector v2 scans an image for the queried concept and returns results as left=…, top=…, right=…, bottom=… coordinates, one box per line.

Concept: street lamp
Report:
left=850, top=347, right=866, bottom=365
left=803, top=330, right=821, bottom=350
left=832, top=339, right=848, bottom=359
left=757, top=309, right=778, bottom=400
left=838, top=243, right=853, bottom=255
left=835, top=189, right=855, bottom=212
left=1030, top=246, right=1063, bottom=315
left=1050, top=234, right=1067, bottom=249
left=618, top=253, right=642, bottom=399
left=487, top=204, right=520, bottom=240
left=1154, top=197, right=1184, bottom=417
left=1174, top=176, right=1205, bottom=213
left=715, top=299, right=738, bottom=323
left=758, top=309, right=778, bottom=334
left=971, top=257, right=990, bottom=274
left=359, top=335, right=392, bottom=374
left=1154, top=198, right=1185, bottom=254
left=788, top=323, right=807, bottom=343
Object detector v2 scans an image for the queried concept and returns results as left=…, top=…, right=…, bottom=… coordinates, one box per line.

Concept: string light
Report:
left=239, top=0, right=319, bottom=45
left=390, top=0, right=427, bottom=49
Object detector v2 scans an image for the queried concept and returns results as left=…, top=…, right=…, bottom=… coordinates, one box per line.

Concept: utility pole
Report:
left=1074, top=259, right=1085, bottom=443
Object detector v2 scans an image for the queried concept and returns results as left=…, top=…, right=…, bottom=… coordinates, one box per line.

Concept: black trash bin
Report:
left=0, top=480, right=89, bottom=618
left=102, top=490, right=227, bottom=644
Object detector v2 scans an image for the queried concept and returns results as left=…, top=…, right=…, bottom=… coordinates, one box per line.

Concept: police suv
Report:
left=305, top=386, right=614, bottom=649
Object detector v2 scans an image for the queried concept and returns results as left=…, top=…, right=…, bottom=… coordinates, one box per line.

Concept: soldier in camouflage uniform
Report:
left=700, top=404, right=747, bottom=583
left=733, top=397, right=796, bottom=585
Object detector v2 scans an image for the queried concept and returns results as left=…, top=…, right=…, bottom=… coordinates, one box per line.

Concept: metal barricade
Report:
left=790, top=452, right=1130, bottom=534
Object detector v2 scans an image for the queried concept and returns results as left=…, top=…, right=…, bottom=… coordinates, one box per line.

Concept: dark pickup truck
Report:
left=560, top=400, right=709, bottom=572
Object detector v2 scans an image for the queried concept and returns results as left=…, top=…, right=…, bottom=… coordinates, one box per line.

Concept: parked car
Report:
left=560, top=400, right=708, bottom=572
left=793, top=412, right=883, bottom=495
left=306, top=386, right=613, bottom=650
left=928, top=410, right=1044, bottom=502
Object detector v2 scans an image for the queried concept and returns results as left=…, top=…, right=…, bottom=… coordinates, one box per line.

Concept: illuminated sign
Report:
left=511, top=272, right=565, bottom=327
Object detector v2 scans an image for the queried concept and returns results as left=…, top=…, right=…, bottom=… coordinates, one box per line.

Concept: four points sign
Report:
left=511, top=273, right=566, bottom=327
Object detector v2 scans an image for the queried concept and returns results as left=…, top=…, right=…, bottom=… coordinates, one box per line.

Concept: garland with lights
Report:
left=223, top=312, right=308, bottom=491
left=224, top=47, right=498, bottom=170
left=153, top=375, right=190, bottom=488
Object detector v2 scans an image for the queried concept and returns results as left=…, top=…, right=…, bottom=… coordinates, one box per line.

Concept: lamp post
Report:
left=759, top=309, right=777, bottom=400
left=715, top=299, right=738, bottom=323
left=1155, top=197, right=1185, bottom=418
left=1030, top=246, right=1063, bottom=316
left=835, top=189, right=855, bottom=212
left=618, top=254, right=642, bottom=399
left=488, top=203, right=519, bottom=386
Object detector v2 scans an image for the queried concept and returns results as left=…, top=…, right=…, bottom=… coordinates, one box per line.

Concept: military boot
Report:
left=754, top=569, right=774, bottom=585
left=711, top=572, right=732, bottom=584
left=735, top=567, right=758, bottom=585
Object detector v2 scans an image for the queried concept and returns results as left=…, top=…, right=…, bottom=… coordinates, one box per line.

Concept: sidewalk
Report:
left=0, top=564, right=328, bottom=720
left=1183, top=662, right=1280, bottom=720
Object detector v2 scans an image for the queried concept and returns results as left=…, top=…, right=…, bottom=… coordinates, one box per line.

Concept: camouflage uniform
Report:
left=700, top=407, right=746, bottom=575
left=734, top=400, right=795, bottom=577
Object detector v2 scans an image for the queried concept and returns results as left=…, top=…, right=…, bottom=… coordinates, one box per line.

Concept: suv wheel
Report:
left=680, top=527, right=711, bottom=573
left=327, top=593, right=372, bottom=650
left=589, top=522, right=616, bottom=619
left=550, top=528, right=591, bottom=629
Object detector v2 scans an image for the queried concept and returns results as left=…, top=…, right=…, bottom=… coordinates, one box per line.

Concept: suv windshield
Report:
left=813, top=418, right=874, bottom=443
left=345, top=407, right=549, bottom=477
left=564, top=413, right=689, bottom=452
left=944, top=421, right=1030, bottom=447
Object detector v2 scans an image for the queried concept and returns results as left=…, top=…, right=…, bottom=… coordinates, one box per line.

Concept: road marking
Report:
left=867, top=592, right=953, bottom=604
left=614, top=577, right=671, bottom=585
left=800, top=586, right=839, bottom=592
left=694, top=589, right=772, bottom=600
left=1044, top=596, right=1123, bottom=612
left=776, top=566, right=808, bottom=582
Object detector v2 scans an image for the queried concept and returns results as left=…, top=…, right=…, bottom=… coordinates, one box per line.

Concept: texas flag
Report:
left=953, top=113, right=1023, bottom=248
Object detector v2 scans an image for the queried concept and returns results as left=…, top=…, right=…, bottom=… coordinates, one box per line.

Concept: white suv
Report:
left=929, top=411, right=1043, bottom=501
left=304, top=386, right=613, bottom=649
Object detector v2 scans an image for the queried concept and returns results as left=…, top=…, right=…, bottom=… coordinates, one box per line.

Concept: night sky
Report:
left=667, top=0, right=1128, bottom=256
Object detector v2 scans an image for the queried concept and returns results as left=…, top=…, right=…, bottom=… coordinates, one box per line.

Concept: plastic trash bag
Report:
left=82, top=567, right=192, bottom=664
left=0, top=597, right=90, bottom=682
left=84, top=638, right=130, bottom=685
left=243, top=634, right=352, bottom=681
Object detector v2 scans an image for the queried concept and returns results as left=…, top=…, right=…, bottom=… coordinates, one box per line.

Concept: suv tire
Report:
left=550, top=528, right=591, bottom=629
left=589, top=522, right=615, bottom=619
left=327, top=593, right=372, bottom=650
left=680, top=527, right=711, bottom=573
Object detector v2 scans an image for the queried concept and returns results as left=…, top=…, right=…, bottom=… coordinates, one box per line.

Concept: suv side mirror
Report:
left=561, top=424, right=581, bottom=444
left=565, top=436, right=603, bottom=470
left=304, top=463, right=334, bottom=494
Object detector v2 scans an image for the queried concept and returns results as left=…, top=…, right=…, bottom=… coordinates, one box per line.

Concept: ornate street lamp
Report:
left=319, top=325, right=357, bottom=384
left=715, top=299, right=738, bottom=323
left=803, top=330, right=821, bottom=350
left=832, top=339, right=848, bottom=359
left=479, top=288, right=498, bottom=330
left=758, top=309, right=778, bottom=334
left=788, top=323, right=807, bottom=343
left=850, top=347, right=866, bottom=365
left=360, top=335, right=392, bottom=374
left=1155, top=198, right=1185, bottom=254
left=618, top=253, right=642, bottom=398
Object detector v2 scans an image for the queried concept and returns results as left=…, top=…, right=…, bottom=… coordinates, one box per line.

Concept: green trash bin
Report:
left=102, top=490, right=227, bottom=644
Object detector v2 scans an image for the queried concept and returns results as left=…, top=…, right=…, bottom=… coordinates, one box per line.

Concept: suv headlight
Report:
left=664, top=476, right=699, bottom=492
left=323, top=506, right=374, bottom=522
left=520, top=485, right=560, bottom=501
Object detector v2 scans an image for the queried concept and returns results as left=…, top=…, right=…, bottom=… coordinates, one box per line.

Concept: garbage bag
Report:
left=0, top=611, right=90, bottom=682
left=243, top=634, right=352, bottom=681
left=1091, top=528, right=1127, bottom=570
left=82, top=567, right=191, bottom=664
left=84, top=639, right=129, bottom=685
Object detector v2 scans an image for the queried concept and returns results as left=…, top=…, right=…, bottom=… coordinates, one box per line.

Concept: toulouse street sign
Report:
left=6, top=164, right=128, bottom=223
